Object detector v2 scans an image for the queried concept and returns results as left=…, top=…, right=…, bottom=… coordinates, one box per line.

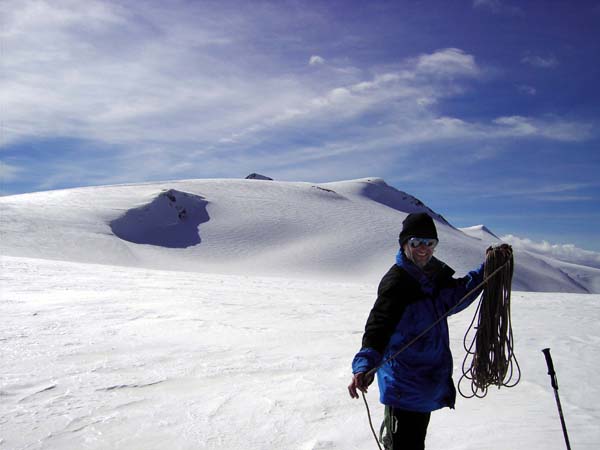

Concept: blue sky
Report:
left=1, top=0, right=599, bottom=250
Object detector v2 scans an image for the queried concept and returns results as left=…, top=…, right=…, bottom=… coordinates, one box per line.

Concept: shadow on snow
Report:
left=110, top=189, right=209, bottom=248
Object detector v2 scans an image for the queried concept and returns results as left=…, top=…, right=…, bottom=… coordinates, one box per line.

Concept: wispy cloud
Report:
left=309, top=55, right=326, bottom=66
left=473, top=181, right=598, bottom=203
left=517, top=85, right=537, bottom=95
left=491, top=116, right=591, bottom=141
left=473, top=0, right=523, bottom=15
left=0, top=1, right=494, bottom=161
left=529, top=195, right=595, bottom=202
left=0, top=162, right=23, bottom=182
left=1, top=0, right=314, bottom=147
left=521, top=55, right=559, bottom=69
left=415, top=48, right=480, bottom=77
left=1, top=0, right=597, bottom=195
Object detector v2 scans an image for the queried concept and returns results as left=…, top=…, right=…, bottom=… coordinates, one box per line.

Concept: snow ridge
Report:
left=1, top=177, right=598, bottom=293
left=460, top=224, right=500, bottom=240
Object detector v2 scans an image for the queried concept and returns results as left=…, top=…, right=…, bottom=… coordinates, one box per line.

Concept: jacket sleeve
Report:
left=440, top=263, right=485, bottom=315
left=352, top=279, right=407, bottom=374
left=352, top=347, right=382, bottom=374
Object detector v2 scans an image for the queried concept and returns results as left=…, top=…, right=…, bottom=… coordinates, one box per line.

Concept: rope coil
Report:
left=458, top=246, right=521, bottom=398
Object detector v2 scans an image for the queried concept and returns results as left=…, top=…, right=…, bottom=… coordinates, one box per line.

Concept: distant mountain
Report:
left=459, top=224, right=500, bottom=240
left=1, top=177, right=598, bottom=293
left=245, top=173, right=273, bottom=180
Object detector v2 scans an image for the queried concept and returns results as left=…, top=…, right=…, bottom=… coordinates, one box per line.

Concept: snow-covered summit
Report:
left=1, top=177, right=598, bottom=293
left=460, top=224, right=500, bottom=240
left=245, top=173, right=273, bottom=180
left=345, top=177, right=451, bottom=226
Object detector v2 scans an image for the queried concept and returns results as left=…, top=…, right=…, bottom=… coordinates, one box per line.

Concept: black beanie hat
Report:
left=399, top=212, right=438, bottom=246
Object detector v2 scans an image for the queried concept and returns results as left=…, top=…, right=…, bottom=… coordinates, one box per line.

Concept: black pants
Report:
left=381, top=406, right=431, bottom=450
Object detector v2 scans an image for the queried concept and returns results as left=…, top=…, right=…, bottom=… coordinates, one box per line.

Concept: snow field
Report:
left=1, top=256, right=598, bottom=449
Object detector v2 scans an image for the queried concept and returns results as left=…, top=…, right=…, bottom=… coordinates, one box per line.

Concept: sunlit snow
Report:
left=1, top=177, right=598, bottom=449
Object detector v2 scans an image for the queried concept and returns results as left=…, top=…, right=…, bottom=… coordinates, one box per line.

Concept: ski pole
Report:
left=542, top=348, right=572, bottom=450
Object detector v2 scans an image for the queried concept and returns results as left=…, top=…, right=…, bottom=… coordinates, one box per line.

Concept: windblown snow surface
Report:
left=1, top=178, right=599, bottom=449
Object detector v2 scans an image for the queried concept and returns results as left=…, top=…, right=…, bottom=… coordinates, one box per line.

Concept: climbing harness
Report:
left=360, top=245, right=518, bottom=449
left=458, top=247, right=520, bottom=398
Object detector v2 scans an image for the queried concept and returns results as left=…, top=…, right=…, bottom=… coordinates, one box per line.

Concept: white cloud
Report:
left=351, top=73, right=403, bottom=92
left=521, top=55, right=559, bottom=69
left=309, top=55, right=325, bottom=65
left=473, top=0, right=523, bottom=15
left=493, top=116, right=538, bottom=134
left=492, top=116, right=592, bottom=141
left=1, top=1, right=596, bottom=193
left=0, top=1, right=582, bottom=153
left=416, top=96, right=437, bottom=106
left=474, top=181, right=596, bottom=203
left=517, top=85, right=537, bottom=95
left=415, top=48, right=480, bottom=77
left=473, top=0, right=497, bottom=6
left=0, top=0, right=317, bottom=148
left=502, top=235, right=600, bottom=269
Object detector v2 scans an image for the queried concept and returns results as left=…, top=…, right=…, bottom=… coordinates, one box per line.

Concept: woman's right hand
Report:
left=348, top=372, right=375, bottom=398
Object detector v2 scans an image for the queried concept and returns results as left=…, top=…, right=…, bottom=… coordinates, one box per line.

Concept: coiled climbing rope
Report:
left=458, top=246, right=521, bottom=398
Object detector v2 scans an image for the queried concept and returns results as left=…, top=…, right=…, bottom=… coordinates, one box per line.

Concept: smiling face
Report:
left=403, top=240, right=435, bottom=269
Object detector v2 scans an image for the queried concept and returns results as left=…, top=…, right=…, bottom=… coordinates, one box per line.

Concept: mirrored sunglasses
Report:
left=408, top=237, right=438, bottom=248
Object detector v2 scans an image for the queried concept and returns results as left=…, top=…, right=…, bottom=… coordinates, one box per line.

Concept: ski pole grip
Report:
left=542, top=348, right=558, bottom=390
left=542, top=348, right=555, bottom=374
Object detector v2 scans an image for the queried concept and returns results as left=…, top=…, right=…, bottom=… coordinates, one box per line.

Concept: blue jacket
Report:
left=352, top=251, right=484, bottom=412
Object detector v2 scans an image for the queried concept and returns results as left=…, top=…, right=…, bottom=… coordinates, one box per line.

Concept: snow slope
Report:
left=1, top=256, right=598, bottom=449
left=2, top=177, right=598, bottom=293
